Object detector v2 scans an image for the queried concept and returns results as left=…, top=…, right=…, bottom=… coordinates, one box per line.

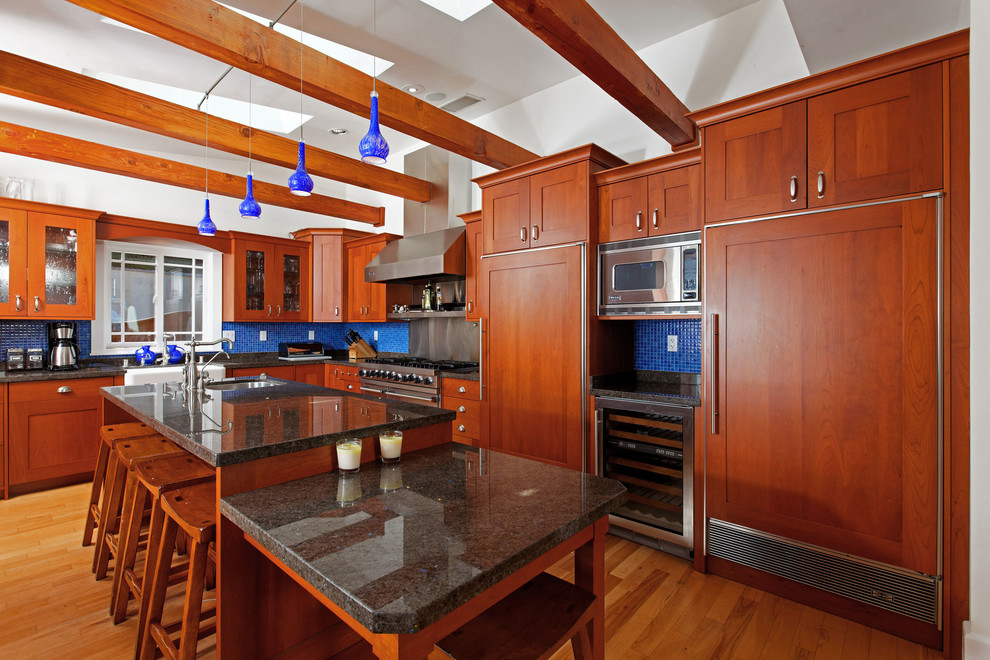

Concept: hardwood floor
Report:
left=0, top=483, right=943, bottom=659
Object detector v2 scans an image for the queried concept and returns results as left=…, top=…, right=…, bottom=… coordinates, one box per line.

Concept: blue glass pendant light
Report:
left=288, top=1, right=314, bottom=196
left=240, top=75, right=262, bottom=217
left=359, top=0, right=389, bottom=165
left=198, top=95, right=216, bottom=236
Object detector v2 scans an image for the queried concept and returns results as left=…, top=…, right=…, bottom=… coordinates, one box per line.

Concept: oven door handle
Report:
left=387, top=390, right=437, bottom=403
left=359, top=386, right=386, bottom=394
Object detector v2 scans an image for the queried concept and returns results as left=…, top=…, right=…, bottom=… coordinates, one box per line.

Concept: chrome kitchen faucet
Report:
left=184, top=337, right=233, bottom=391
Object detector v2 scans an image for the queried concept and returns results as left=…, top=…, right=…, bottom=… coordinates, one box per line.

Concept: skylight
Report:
left=219, top=4, right=393, bottom=77
left=82, top=69, right=311, bottom=135
left=414, top=0, right=491, bottom=21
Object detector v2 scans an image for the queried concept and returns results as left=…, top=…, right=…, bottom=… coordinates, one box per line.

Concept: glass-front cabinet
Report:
left=0, top=202, right=97, bottom=319
left=224, top=233, right=309, bottom=322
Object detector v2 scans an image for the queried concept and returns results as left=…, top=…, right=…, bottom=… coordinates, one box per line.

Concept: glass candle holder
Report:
left=379, top=430, right=403, bottom=463
left=336, top=438, right=362, bottom=473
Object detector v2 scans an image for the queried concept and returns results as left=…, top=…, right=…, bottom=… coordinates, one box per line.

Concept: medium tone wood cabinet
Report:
left=441, top=376, right=481, bottom=445
left=345, top=234, right=405, bottom=322
left=459, top=211, right=483, bottom=321
left=705, top=198, right=939, bottom=575
left=8, top=377, right=113, bottom=490
left=0, top=199, right=99, bottom=319
left=292, top=228, right=369, bottom=323
left=596, top=152, right=703, bottom=243
left=327, top=363, right=360, bottom=393
left=703, top=64, right=942, bottom=223
left=224, top=233, right=310, bottom=322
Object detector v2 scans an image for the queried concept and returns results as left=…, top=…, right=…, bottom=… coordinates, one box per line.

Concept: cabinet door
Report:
left=274, top=244, right=309, bottom=321
left=530, top=162, right=588, bottom=247
left=704, top=101, right=807, bottom=222
left=233, top=240, right=275, bottom=321
left=480, top=245, right=584, bottom=471
left=464, top=221, right=482, bottom=321
left=27, top=212, right=95, bottom=318
left=705, top=198, right=939, bottom=574
left=293, top=364, right=325, bottom=387
left=346, top=243, right=369, bottom=321
left=483, top=177, right=530, bottom=254
left=598, top=177, right=647, bottom=243
left=229, top=366, right=295, bottom=380
left=312, top=235, right=346, bottom=322
left=0, top=207, right=28, bottom=317
left=364, top=240, right=388, bottom=322
left=8, top=378, right=111, bottom=485
left=647, top=164, right=702, bottom=235
left=808, top=64, right=942, bottom=207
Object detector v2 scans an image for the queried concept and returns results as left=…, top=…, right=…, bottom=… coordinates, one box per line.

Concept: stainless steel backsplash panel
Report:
left=408, top=317, right=480, bottom=362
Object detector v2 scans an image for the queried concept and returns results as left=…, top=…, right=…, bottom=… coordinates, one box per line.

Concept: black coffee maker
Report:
left=47, top=322, right=80, bottom=370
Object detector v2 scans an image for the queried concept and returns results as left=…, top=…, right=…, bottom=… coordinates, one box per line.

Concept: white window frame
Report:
left=93, top=239, right=223, bottom=356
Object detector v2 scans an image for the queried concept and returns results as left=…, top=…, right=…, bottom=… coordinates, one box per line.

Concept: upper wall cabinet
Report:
left=223, top=233, right=310, bottom=322
left=0, top=199, right=99, bottom=319
left=293, top=228, right=370, bottom=323
left=458, top=211, right=483, bottom=322
left=703, top=64, right=943, bottom=223
left=596, top=151, right=702, bottom=243
left=477, top=146, right=626, bottom=256
left=345, top=233, right=406, bottom=322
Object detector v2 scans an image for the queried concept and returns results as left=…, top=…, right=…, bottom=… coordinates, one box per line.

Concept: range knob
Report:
left=414, top=375, right=425, bottom=384
left=359, top=369, right=368, bottom=377
left=424, top=376, right=433, bottom=385
left=390, top=371, right=400, bottom=381
left=374, top=370, right=384, bottom=378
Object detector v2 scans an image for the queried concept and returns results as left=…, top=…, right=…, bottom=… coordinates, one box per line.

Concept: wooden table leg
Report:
left=574, top=517, right=608, bottom=660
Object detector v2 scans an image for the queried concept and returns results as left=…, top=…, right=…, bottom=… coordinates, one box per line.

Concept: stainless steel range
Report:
left=357, top=357, right=478, bottom=407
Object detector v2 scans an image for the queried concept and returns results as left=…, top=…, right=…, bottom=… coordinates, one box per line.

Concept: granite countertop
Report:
left=101, top=379, right=455, bottom=467
left=220, top=443, right=627, bottom=634
left=0, top=362, right=126, bottom=383
left=439, top=369, right=479, bottom=382
left=590, top=370, right=702, bottom=407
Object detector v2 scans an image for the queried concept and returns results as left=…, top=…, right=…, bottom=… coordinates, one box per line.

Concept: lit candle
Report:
left=379, top=430, right=403, bottom=463
left=336, top=438, right=362, bottom=472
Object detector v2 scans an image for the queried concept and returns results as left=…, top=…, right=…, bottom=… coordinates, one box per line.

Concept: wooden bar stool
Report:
left=83, top=422, right=153, bottom=547
left=435, top=572, right=596, bottom=660
left=140, top=481, right=217, bottom=660
left=110, top=454, right=215, bottom=625
left=93, top=434, right=185, bottom=580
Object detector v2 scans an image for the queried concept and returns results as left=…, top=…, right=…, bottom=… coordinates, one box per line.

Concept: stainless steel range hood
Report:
left=365, top=226, right=466, bottom=284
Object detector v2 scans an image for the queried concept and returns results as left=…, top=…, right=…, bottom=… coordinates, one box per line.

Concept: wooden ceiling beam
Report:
left=0, top=120, right=384, bottom=225
left=0, top=50, right=430, bottom=203
left=65, top=0, right=540, bottom=170
left=491, top=0, right=696, bottom=146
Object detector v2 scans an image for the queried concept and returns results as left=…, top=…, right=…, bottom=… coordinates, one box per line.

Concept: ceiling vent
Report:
left=440, top=94, right=485, bottom=113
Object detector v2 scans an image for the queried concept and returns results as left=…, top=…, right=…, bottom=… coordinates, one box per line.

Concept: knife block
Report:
left=348, top=340, right=377, bottom=361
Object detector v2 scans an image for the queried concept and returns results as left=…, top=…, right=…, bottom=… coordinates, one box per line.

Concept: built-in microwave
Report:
left=598, top=231, right=701, bottom=316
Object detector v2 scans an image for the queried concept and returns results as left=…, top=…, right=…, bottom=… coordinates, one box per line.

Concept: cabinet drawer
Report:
left=442, top=378, right=480, bottom=400
left=10, top=377, right=114, bottom=404
left=446, top=398, right=480, bottom=423
left=452, top=414, right=479, bottom=440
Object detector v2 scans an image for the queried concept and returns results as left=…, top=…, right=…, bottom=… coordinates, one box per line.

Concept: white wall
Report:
left=966, top=1, right=989, bottom=657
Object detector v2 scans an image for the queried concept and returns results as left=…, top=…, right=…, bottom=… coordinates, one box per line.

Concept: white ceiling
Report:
left=0, top=0, right=972, bottom=177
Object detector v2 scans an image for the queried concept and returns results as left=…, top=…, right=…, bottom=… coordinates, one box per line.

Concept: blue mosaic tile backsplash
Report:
left=0, top=320, right=92, bottom=360
left=633, top=318, right=702, bottom=373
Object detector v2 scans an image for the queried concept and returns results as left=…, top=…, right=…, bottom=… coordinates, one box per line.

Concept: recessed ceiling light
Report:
left=402, top=84, right=425, bottom=94
left=425, top=92, right=447, bottom=104
left=329, top=128, right=349, bottom=135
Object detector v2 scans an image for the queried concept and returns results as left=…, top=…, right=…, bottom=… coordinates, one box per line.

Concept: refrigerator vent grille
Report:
left=708, top=519, right=939, bottom=624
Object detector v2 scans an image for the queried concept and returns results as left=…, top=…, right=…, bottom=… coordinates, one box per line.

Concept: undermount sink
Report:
left=204, top=378, right=285, bottom=391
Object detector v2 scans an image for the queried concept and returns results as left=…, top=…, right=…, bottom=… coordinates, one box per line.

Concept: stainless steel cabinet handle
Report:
left=467, top=300, right=473, bottom=313
left=711, top=313, right=720, bottom=434
left=267, top=304, right=272, bottom=316
left=531, top=225, right=539, bottom=241
left=34, top=295, right=40, bottom=311
left=458, top=386, right=466, bottom=393
left=635, top=211, right=643, bottom=231
left=817, top=171, right=825, bottom=199
left=457, top=405, right=466, bottom=413
left=789, top=175, right=798, bottom=202
left=457, top=424, right=466, bottom=433
left=520, top=226, right=527, bottom=242
left=57, top=386, right=72, bottom=394
left=652, top=209, right=659, bottom=229
left=15, top=294, right=21, bottom=311
left=277, top=305, right=282, bottom=316
left=347, top=384, right=353, bottom=390
left=334, top=305, right=340, bottom=317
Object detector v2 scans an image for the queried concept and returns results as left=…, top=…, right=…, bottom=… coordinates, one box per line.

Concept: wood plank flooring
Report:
left=0, top=483, right=943, bottom=659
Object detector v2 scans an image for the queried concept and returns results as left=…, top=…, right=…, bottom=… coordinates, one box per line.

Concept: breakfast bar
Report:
left=100, top=379, right=626, bottom=659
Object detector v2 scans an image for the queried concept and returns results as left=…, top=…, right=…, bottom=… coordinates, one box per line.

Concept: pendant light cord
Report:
left=204, top=95, right=209, bottom=198
left=373, top=0, right=377, bottom=93
left=247, top=76, right=253, bottom=168
left=299, top=0, right=304, bottom=143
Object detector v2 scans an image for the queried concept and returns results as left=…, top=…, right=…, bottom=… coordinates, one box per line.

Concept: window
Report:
left=93, top=240, right=222, bottom=355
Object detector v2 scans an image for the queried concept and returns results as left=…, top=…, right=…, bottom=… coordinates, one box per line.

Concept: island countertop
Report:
left=100, top=379, right=455, bottom=467
left=220, top=443, right=627, bottom=635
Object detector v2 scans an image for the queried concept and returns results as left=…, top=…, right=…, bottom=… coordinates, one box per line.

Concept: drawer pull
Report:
left=458, top=405, right=466, bottom=413
left=57, top=386, right=72, bottom=394
left=789, top=175, right=798, bottom=203
left=458, top=386, right=467, bottom=393
left=457, top=424, right=466, bottom=433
